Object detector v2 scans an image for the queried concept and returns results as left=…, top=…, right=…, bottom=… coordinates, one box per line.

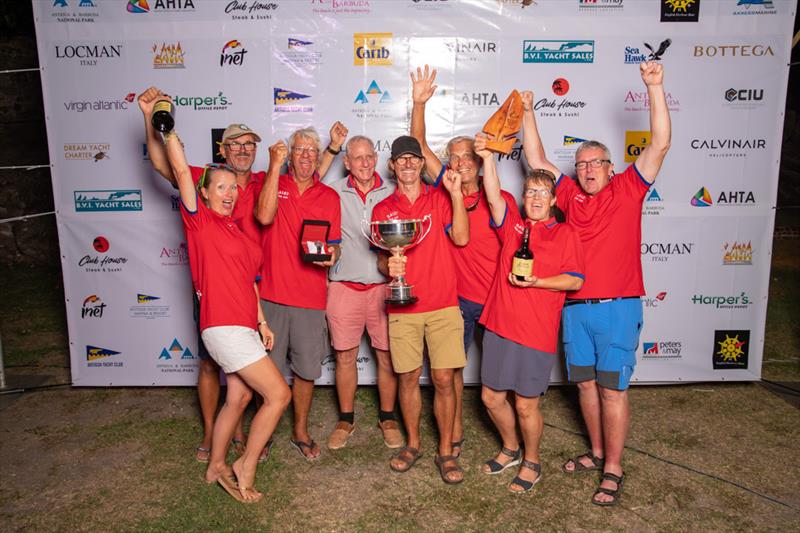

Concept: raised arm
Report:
left=410, top=65, right=445, bottom=182
left=138, top=87, right=177, bottom=185
left=318, top=121, right=348, bottom=179
left=634, top=62, right=671, bottom=183
left=474, top=133, right=507, bottom=226
left=163, top=131, right=196, bottom=212
left=441, top=168, right=469, bottom=246
left=255, top=141, right=288, bottom=225
left=520, top=90, right=561, bottom=178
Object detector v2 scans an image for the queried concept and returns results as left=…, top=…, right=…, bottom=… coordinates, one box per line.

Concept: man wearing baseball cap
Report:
left=372, top=135, right=470, bottom=484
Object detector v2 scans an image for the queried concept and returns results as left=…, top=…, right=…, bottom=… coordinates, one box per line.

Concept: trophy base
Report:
left=385, top=284, right=417, bottom=306
left=484, top=137, right=517, bottom=154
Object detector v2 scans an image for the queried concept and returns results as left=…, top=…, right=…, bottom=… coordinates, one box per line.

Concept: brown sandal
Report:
left=390, top=446, right=422, bottom=473
left=434, top=454, right=464, bottom=485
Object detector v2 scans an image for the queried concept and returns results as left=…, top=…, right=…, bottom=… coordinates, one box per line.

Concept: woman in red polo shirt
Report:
left=164, top=131, right=291, bottom=504
left=474, top=133, right=585, bottom=493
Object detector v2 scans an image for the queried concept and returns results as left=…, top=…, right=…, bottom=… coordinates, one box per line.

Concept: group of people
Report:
left=136, top=58, right=670, bottom=505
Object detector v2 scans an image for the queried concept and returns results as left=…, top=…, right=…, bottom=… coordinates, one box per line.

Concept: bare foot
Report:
left=204, top=463, right=234, bottom=485
left=232, top=458, right=262, bottom=503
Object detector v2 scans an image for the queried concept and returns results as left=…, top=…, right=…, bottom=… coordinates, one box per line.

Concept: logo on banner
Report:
left=578, top=0, right=624, bottom=11
left=130, top=293, right=170, bottom=319
left=172, top=92, right=230, bottom=111
left=691, top=292, right=752, bottom=309
left=210, top=128, right=225, bottom=164
left=353, top=81, right=394, bottom=119
left=220, top=40, right=247, bottom=66
left=534, top=79, right=586, bottom=118
left=624, top=90, right=680, bottom=113
left=79, top=236, right=128, bottom=273
left=732, top=0, right=775, bottom=15
left=554, top=135, right=586, bottom=162
left=661, top=0, right=700, bottom=22
left=497, top=0, right=538, bottom=8
left=642, top=341, right=682, bottom=359
left=623, top=44, right=649, bottom=64
left=153, top=42, right=185, bottom=69
left=312, top=0, right=371, bottom=16
left=723, top=241, right=753, bottom=265
left=74, top=190, right=143, bottom=212
left=81, top=295, right=106, bottom=318
left=86, top=345, right=122, bottom=366
left=51, top=0, right=99, bottom=23
left=724, top=88, right=764, bottom=109
left=643, top=291, right=667, bottom=308
left=713, top=330, right=750, bottom=369
left=160, top=243, right=189, bottom=267
left=692, top=44, right=774, bottom=58
left=355, top=80, right=392, bottom=104
left=273, top=88, right=313, bottom=113
left=289, top=38, right=313, bottom=49
left=159, top=339, right=195, bottom=360
left=54, top=43, right=122, bottom=66
left=643, top=187, right=664, bottom=216
left=690, top=187, right=713, bottom=207
left=127, top=0, right=196, bottom=13
left=63, top=93, right=134, bottom=113
left=690, top=137, right=766, bottom=159
left=625, top=131, right=650, bottom=163
left=641, top=241, right=694, bottom=262
left=354, top=33, right=392, bottom=66
left=225, top=0, right=279, bottom=19
left=372, top=139, right=391, bottom=153
left=446, top=39, right=497, bottom=63
left=63, top=142, right=111, bottom=162
left=523, top=40, right=594, bottom=63
left=157, top=339, right=198, bottom=374
left=283, top=37, right=323, bottom=66
left=459, top=92, right=500, bottom=107
left=498, top=141, right=523, bottom=162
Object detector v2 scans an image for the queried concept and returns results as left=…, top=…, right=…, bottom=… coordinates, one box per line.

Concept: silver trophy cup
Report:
left=362, top=215, right=432, bottom=305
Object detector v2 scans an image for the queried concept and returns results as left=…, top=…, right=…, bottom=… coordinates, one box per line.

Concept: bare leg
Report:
left=453, top=367, right=464, bottom=453
left=374, top=349, right=397, bottom=413
left=334, top=347, right=359, bottom=414
left=205, top=376, right=251, bottom=483
left=593, top=387, right=629, bottom=504
left=480, top=386, right=520, bottom=472
left=291, top=376, right=320, bottom=458
left=390, top=367, right=422, bottom=471
left=564, top=379, right=605, bottom=472
left=511, top=395, right=543, bottom=490
left=197, top=358, right=220, bottom=455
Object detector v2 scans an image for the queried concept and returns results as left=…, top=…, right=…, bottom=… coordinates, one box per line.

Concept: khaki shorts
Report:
left=388, top=306, right=466, bottom=373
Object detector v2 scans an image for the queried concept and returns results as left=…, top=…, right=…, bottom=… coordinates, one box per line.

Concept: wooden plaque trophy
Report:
left=481, top=90, right=523, bottom=154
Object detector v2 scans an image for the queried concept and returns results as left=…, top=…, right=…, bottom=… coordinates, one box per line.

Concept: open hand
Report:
left=411, top=64, right=438, bottom=104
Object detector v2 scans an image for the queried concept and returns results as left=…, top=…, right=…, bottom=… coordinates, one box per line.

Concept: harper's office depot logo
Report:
left=523, top=40, right=594, bottom=63
left=354, top=33, right=392, bottom=66
left=74, top=190, right=143, bottom=212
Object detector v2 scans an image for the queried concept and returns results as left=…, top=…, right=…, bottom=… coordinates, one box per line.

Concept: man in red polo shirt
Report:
left=521, top=61, right=671, bottom=506
left=255, top=127, right=342, bottom=460
left=373, top=136, right=470, bottom=484
left=410, top=65, right=515, bottom=458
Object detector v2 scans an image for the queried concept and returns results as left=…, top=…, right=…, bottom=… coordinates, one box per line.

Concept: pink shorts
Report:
left=326, top=281, right=389, bottom=351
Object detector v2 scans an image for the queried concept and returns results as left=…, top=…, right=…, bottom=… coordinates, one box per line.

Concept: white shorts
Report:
left=200, top=326, right=266, bottom=374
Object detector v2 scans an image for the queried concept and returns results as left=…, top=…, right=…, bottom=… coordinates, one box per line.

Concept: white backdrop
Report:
left=32, top=0, right=795, bottom=386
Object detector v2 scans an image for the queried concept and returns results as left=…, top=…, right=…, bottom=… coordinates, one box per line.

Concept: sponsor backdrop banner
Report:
left=33, top=0, right=795, bottom=386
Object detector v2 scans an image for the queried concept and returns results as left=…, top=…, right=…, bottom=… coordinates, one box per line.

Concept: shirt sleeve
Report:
left=559, top=224, right=585, bottom=280
left=180, top=190, right=205, bottom=232
left=555, top=173, right=577, bottom=216
left=490, top=195, right=522, bottom=244
left=615, top=164, right=650, bottom=203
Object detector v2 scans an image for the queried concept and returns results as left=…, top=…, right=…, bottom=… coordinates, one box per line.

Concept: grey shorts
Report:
left=261, top=300, right=330, bottom=381
left=481, top=329, right=555, bottom=397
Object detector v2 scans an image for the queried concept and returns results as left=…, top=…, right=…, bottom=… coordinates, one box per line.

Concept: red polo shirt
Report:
left=480, top=203, right=584, bottom=353
left=180, top=195, right=262, bottom=331
left=556, top=164, right=648, bottom=299
left=372, top=182, right=459, bottom=314
left=259, top=172, right=342, bottom=310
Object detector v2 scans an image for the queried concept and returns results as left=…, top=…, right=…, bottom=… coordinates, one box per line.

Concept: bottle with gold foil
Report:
left=151, top=99, right=175, bottom=133
left=512, top=225, right=533, bottom=282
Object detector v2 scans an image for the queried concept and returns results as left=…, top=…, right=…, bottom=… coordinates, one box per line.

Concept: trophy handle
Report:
left=405, top=214, right=433, bottom=252
left=361, top=218, right=387, bottom=251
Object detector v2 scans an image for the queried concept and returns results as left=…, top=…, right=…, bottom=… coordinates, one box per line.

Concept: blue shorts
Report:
left=562, top=297, right=643, bottom=391
left=458, top=296, right=485, bottom=353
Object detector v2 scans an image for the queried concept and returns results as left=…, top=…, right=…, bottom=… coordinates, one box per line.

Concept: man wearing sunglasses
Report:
left=521, top=61, right=671, bottom=506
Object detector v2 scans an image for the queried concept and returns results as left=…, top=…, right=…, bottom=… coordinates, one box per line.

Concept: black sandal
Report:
left=483, top=446, right=522, bottom=475
left=561, top=451, right=604, bottom=473
left=509, top=460, right=541, bottom=493
left=592, top=471, right=625, bottom=506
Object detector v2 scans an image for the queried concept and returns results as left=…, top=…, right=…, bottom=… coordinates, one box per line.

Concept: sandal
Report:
left=231, top=438, right=245, bottom=455
left=483, top=446, right=522, bottom=475
left=217, top=471, right=262, bottom=504
left=509, top=460, right=541, bottom=493
left=258, top=439, right=274, bottom=463
left=390, top=446, right=422, bottom=473
left=561, top=451, right=604, bottom=473
left=290, top=438, right=321, bottom=461
left=452, top=437, right=465, bottom=458
left=434, top=454, right=464, bottom=485
left=592, top=472, right=624, bottom=506
left=195, top=446, right=211, bottom=463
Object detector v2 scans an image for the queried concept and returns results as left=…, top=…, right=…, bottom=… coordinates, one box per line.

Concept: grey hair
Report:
left=345, top=135, right=375, bottom=154
left=575, top=140, right=611, bottom=161
left=445, top=135, right=475, bottom=158
left=288, top=127, right=322, bottom=152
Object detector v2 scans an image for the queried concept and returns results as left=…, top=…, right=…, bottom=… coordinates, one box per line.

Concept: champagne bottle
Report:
left=151, top=99, right=175, bottom=133
left=512, top=226, right=534, bottom=282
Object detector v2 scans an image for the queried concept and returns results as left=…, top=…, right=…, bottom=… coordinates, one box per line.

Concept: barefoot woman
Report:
left=163, top=125, right=291, bottom=503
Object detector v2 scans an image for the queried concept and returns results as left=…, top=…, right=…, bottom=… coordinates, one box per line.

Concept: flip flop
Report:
left=258, top=439, right=275, bottom=463
left=217, top=471, right=262, bottom=504
left=390, top=446, right=422, bottom=473
left=290, top=438, right=321, bottom=461
left=195, top=446, right=211, bottom=463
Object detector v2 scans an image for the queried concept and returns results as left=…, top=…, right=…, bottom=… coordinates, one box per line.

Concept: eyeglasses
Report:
left=523, top=188, right=552, bottom=198
left=449, top=152, right=477, bottom=165
left=292, top=147, right=319, bottom=156
left=394, top=155, right=422, bottom=165
left=198, top=163, right=233, bottom=190
left=574, top=158, right=610, bottom=171
left=223, top=141, right=257, bottom=152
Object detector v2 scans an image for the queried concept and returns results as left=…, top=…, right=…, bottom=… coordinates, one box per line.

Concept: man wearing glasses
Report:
left=521, top=61, right=671, bottom=506
left=324, top=135, right=403, bottom=451
left=256, top=127, right=343, bottom=460
left=372, top=136, right=470, bottom=484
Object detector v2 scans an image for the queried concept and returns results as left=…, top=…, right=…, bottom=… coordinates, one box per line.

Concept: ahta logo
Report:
left=691, top=187, right=712, bottom=207
left=127, top=0, right=149, bottom=13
